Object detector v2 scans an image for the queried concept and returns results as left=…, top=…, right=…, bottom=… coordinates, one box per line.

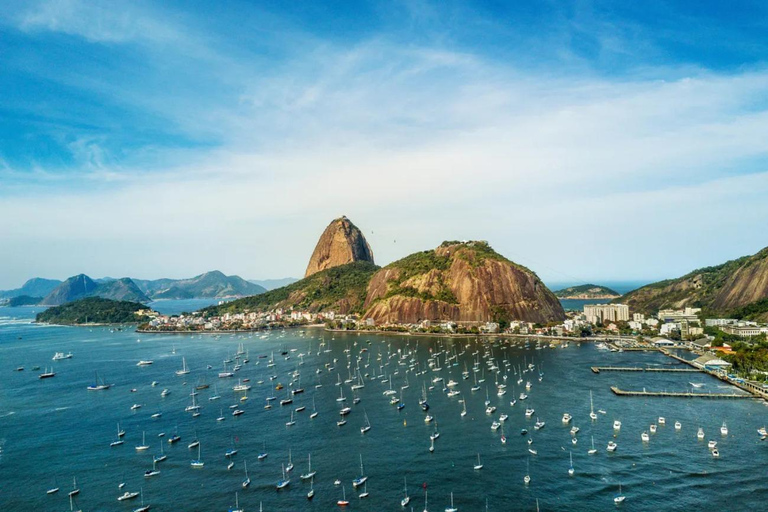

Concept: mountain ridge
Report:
left=617, top=246, right=768, bottom=320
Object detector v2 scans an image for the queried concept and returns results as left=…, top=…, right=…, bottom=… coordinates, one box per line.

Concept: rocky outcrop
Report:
left=619, top=246, right=768, bottom=317
left=363, top=241, right=565, bottom=325
left=305, top=216, right=374, bottom=278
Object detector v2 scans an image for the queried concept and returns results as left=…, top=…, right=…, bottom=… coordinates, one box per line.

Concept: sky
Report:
left=1, top=0, right=768, bottom=289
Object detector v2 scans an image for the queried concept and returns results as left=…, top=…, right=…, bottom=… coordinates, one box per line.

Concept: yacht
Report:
left=562, top=413, right=572, bottom=423
left=697, top=427, right=705, bottom=440
left=613, top=420, right=621, bottom=431
left=641, top=432, right=650, bottom=442
left=675, top=421, right=682, bottom=431
left=721, top=422, right=728, bottom=436
left=117, top=491, right=139, bottom=501
left=607, top=441, right=617, bottom=452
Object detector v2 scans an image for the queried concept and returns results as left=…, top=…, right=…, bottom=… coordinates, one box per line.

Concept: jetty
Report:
left=591, top=366, right=701, bottom=374
left=610, top=386, right=752, bottom=399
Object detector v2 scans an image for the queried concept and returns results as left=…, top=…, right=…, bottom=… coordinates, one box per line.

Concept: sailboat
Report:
left=286, top=449, right=294, bottom=472
left=423, top=488, right=429, bottom=512
left=69, top=494, right=82, bottom=512
left=176, top=357, right=190, bottom=376
left=153, top=439, right=167, bottom=463
left=258, top=441, right=268, bottom=460
left=300, top=453, right=317, bottom=480
left=588, top=436, right=597, bottom=455
left=87, top=371, right=110, bottom=390
left=352, top=454, right=367, bottom=487
left=614, top=483, right=626, bottom=504
left=524, top=458, right=531, bottom=485
left=337, top=485, right=350, bottom=506
left=228, top=492, right=243, bottom=512
left=47, top=477, right=60, bottom=494
left=191, top=444, right=204, bottom=467
left=133, top=488, right=150, bottom=512
left=401, top=476, right=410, bottom=506
left=310, top=397, right=319, bottom=419
left=359, top=482, right=370, bottom=499
left=144, top=459, right=160, bottom=478
left=568, top=451, right=574, bottom=476
left=307, top=476, right=315, bottom=500
left=276, top=463, right=290, bottom=489
left=136, top=431, right=150, bottom=451
left=111, top=422, right=125, bottom=446
left=474, top=453, right=483, bottom=470
left=445, top=491, right=458, bottom=512
left=589, top=391, right=597, bottom=420
left=361, top=411, right=372, bottom=434
left=286, top=410, right=296, bottom=426
left=242, top=460, right=251, bottom=488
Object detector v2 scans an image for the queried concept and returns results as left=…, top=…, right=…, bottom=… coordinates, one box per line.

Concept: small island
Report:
left=36, top=297, right=153, bottom=325
left=554, top=284, right=620, bottom=300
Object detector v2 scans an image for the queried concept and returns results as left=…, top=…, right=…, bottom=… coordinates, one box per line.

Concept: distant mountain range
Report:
left=2, top=271, right=266, bottom=306
left=0, top=277, right=62, bottom=299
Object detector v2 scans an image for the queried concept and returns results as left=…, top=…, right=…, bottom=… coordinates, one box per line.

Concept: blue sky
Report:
left=1, top=0, right=768, bottom=289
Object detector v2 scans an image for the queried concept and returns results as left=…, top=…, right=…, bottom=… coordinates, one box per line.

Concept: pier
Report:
left=591, top=366, right=702, bottom=374
left=610, top=386, right=753, bottom=399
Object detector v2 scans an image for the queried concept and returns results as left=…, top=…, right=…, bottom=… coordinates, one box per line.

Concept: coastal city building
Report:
left=583, top=304, right=629, bottom=323
left=658, top=307, right=701, bottom=323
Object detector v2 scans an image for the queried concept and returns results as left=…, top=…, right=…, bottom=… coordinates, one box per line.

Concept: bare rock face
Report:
left=363, top=241, right=565, bottom=325
left=305, top=216, right=374, bottom=278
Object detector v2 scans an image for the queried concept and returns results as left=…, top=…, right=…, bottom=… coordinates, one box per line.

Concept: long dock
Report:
left=610, top=386, right=753, bottom=399
left=591, top=366, right=702, bottom=374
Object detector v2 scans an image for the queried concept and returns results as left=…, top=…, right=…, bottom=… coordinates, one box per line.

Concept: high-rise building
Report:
left=584, top=304, right=629, bottom=323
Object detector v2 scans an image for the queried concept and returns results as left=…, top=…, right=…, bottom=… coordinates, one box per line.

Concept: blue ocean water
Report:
left=1, top=303, right=766, bottom=511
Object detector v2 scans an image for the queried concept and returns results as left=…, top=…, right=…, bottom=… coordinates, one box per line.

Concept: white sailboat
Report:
left=133, top=488, right=150, bottom=512
left=242, top=460, right=251, bottom=488
left=135, top=431, right=149, bottom=451
left=401, top=476, right=410, bottom=506
left=176, top=357, right=190, bottom=376
left=614, top=483, right=626, bottom=504
left=589, top=391, right=597, bottom=420
left=361, top=411, right=371, bottom=434
left=300, top=453, right=317, bottom=480
left=352, top=454, right=367, bottom=488
left=276, top=463, right=290, bottom=489
left=474, top=453, right=483, bottom=470
left=191, top=444, right=204, bottom=467
left=445, top=491, right=458, bottom=512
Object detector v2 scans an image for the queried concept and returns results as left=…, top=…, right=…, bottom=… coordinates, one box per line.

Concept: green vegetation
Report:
left=554, top=284, right=620, bottom=298
left=729, top=298, right=768, bottom=321
left=203, top=261, right=379, bottom=315
left=8, top=295, right=42, bottom=306
left=721, top=338, right=768, bottom=380
left=36, top=297, right=147, bottom=325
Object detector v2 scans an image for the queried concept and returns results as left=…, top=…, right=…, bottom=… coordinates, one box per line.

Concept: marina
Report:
left=2, top=303, right=768, bottom=511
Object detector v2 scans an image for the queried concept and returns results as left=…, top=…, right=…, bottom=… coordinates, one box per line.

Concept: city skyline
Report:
left=2, top=1, right=768, bottom=288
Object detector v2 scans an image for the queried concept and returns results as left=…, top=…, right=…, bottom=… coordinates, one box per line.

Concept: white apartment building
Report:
left=584, top=304, right=630, bottom=324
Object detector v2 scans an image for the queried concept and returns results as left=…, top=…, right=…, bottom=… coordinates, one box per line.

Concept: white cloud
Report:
left=2, top=8, right=768, bottom=288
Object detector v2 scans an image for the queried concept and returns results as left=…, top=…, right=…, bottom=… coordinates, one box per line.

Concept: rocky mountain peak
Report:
left=304, top=216, right=374, bottom=278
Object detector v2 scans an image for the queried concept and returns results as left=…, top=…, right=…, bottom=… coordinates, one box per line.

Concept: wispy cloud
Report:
left=1, top=0, right=767, bottom=287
